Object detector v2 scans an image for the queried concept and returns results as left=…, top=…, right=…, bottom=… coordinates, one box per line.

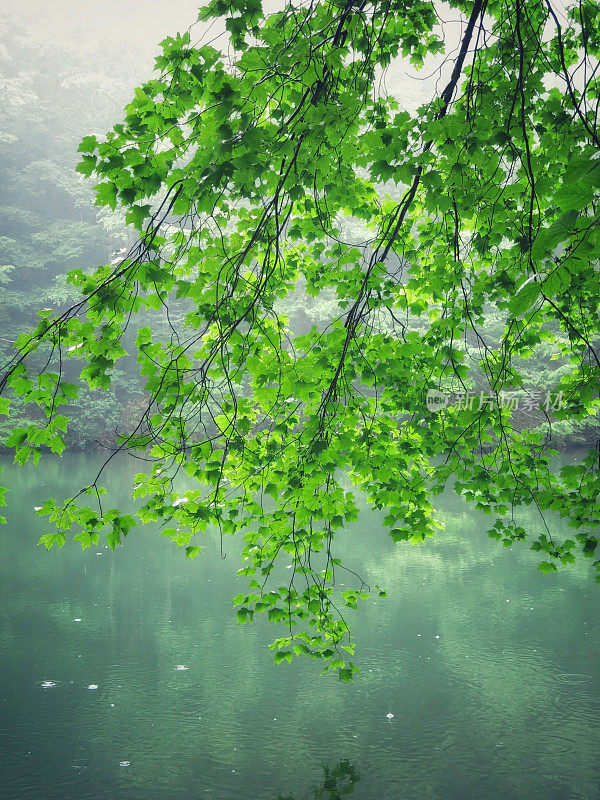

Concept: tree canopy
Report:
left=2, top=0, right=600, bottom=679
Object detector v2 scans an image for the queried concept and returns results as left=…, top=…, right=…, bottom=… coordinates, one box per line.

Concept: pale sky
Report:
left=5, top=0, right=457, bottom=110
left=5, top=0, right=572, bottom=113
left=6, top=0, right=203, bottom=54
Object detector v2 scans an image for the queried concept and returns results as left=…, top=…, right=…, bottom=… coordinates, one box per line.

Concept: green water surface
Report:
left=0, top=453, right=599, bottom=800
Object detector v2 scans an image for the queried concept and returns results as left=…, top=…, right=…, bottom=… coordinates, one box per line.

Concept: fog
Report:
left=7, top=0, right=454, bottom=110
left=8, top=1, right=202, bottom=55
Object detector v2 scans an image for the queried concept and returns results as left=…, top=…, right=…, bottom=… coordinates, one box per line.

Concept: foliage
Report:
left=2, top=0, right=600, bottom=678
left=0, top=19, right=147, bottom=448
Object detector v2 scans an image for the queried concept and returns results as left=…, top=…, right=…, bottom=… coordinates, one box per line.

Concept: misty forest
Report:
left=1, top=0, right=600, bottom=798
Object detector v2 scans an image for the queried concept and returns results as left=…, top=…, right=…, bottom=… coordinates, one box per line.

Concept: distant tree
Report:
left=0, top=20, right=147, bottom=448
left=2, top=0, right=600, bottom=678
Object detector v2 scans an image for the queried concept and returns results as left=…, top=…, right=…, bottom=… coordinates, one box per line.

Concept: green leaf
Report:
left=125, top=204, right=152, bottom=231
left=95, top=182, right=118, bottom=211
left=538, top=561, right=558, bottom=574
left=509, top=281, right=541, bottom=317
left=78, top=135, right=98, bottom=153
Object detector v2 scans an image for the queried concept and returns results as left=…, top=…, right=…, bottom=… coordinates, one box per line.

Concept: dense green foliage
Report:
left=2, top=0, right=600, bottom=678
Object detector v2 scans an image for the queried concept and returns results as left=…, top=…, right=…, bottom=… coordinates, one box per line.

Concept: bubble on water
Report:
left=174, top=664, right=189, bottom=671
left=386, top=712, right=394, bottom=720
left=87, top=684, right=99, bottom=690
left=435, top=635, right=440, bottom=639
left=555, top=672, right=592, bottom=685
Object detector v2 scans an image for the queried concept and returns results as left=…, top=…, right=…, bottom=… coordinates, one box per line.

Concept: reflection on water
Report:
left=1, top=453, right=599, bottom=800
left=277, top=760, right=360, bottom=800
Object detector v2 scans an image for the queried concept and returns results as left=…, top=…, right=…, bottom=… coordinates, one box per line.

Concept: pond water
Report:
left=1, top=453, right=599, bottom=800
